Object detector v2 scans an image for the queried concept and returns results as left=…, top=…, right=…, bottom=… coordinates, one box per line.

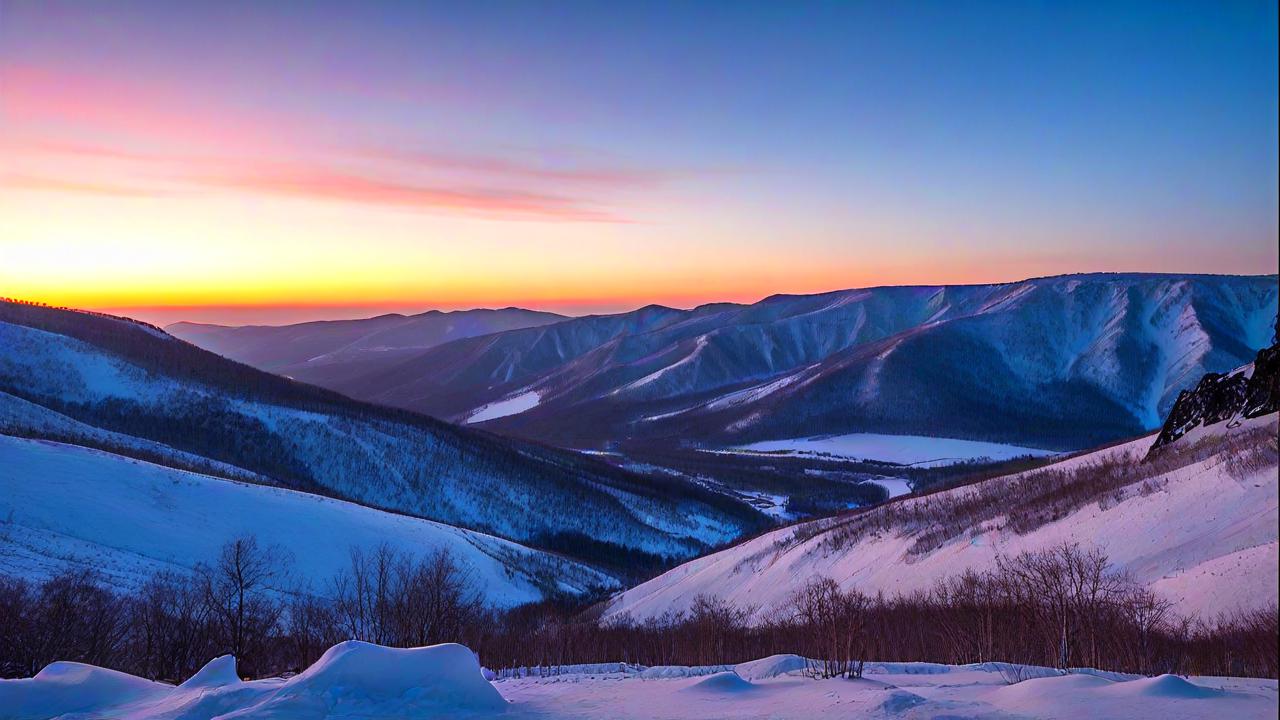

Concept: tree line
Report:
left=1, top=539, right=1274, bottom=683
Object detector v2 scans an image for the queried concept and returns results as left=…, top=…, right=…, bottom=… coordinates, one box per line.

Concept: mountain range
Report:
left=167, top=307, right=565, bottom=384
left=172, top=273, right=1278, bottom=452
left=0, top=301, right=765, bottom=593
left=2, top=275, right=1276, bottom=624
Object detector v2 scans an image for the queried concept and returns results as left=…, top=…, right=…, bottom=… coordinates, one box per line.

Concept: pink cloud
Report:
left=0, top=63, right=636, bottom=221
left=188, top=163, right=627, bottom=222
left=0, top=64, right=276, bottom=150
left=366, top=147, right=671, bottom=187
left=0, top=173, right=164, bottom=198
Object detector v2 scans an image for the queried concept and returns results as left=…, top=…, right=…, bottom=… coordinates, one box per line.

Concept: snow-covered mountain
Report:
left=256, top=273, right=1277, bottom=452
left=0, top=435, right=614, bottom=604
left=601, top=408, right=1279, bottom=623
left=166, top=307, right=565, bottom=383
left=0, top=301, right=765, bottom=577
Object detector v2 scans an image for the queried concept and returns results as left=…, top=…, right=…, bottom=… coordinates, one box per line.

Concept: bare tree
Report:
left=1117, top=586, right=1174, bottom=675
left=390, top=549, right=481, bottom=647
left=198, top=536, right=289, bottom=675
left=128, top=571, right=211, bottom=681
left=790, top=577, right=869, bottom=679
left=996, top=543, right=1124, bottom=670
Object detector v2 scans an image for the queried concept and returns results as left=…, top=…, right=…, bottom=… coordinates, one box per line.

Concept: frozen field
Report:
left=2, top=643, right=1275, bottom=720
left=733, top=432, right=1055, bottom=466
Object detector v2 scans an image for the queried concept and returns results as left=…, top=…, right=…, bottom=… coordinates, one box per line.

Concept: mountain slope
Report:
left=0, top=435, right=613, bottom=605
left=272, top=274, right=1277, bottom=451
left=166, top=307, right=566, bottom=382
left=601, top=410, right=1279, bottom=623
left=1150, top=337, right=1278, bottom=452
left=0, top=301, right=765, bottom=573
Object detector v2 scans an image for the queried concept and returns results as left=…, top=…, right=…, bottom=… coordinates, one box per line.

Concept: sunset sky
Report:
left=2, top=1, right=1276, bottom=326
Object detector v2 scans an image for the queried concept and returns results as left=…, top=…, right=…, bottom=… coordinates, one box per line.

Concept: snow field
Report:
left=734, top=432, right=1055, bottom=466
left=4, top=645, right=1273, bottom=720
left=0, top=435, right=614, bottom=603
left=465, top=390, right=542, bottom=424
left=605, top=417, right=1279, bottom=624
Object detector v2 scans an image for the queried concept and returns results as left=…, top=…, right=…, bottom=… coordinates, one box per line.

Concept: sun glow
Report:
left=1, top=2, right=1274, bottom=325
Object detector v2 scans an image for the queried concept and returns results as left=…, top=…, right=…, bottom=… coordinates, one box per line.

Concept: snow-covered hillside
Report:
left=3, top=643, right=1274, bottom=720
left=0, top=435, right=614, bottom=603
left=284, top=273, right=1277, bottom=452
left=0, top=301, right=766, bottom=572
left=603, top=414, right=1279, bottom=624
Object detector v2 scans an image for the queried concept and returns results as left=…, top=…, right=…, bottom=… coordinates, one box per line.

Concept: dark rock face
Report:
left=1150, top=342, right=1279, bottom=452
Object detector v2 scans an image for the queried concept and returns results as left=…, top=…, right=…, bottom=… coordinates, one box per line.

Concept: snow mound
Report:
left=0, top=642, right=507, bottom=720
left=0, top=662, right=169, bottom=720
left=1101, top=674, right=1222, bottom=699
left=683, top=671, right=758, bottom=693
left=734, top=654, right=807, bottom=680
left=992, top=671, right=1111, bottom=701
left=178, top=654, right=240, bottom=689
left=257, top=641, right=506, bottom=714
left=879, top=689, right=927, bottom=714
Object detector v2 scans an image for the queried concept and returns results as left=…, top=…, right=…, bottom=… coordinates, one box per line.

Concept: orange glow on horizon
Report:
left=3, top=40, right=1274, bottom=329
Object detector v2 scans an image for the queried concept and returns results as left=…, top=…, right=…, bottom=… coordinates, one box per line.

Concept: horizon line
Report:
left=8, top=268, right=1276, bottom=329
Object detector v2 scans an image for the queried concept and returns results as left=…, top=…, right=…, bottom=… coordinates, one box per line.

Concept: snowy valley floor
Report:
left=2, top=642, right=1276, bottom=720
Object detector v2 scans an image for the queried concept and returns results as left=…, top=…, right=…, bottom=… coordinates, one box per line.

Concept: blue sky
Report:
left=1, top=0, right=1276, bottom=324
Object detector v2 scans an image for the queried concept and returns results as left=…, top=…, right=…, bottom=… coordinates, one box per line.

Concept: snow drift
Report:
left=0, top=642, right=505, bottom=720
left=3, top=647, right=1274, bottom=720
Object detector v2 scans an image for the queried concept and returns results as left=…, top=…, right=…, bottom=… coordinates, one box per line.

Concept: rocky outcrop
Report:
left=1149, top=341, right=1278, bottom=453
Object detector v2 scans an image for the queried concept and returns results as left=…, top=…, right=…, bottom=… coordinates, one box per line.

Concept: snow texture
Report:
left=605, top=415, right=1280, bottom=624
left=0, top=435, right=614, bottom=603
left=4, top=645, right=1274, bottom=719
left=465, top=390, right=541, bottom=424
left=0, top=642, right=506, bottom=719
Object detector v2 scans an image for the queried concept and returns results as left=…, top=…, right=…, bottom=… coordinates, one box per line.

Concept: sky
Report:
left=1, top=1, right=1276, bottom=326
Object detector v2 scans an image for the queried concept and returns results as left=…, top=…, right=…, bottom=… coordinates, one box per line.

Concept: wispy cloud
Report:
left=0, top=173, right=165, bottom=198
left=1, top=63, right=655, bottom=221
left=190, top=164, right=628, bottom=222
left=365, top=147, right=672, bottom=188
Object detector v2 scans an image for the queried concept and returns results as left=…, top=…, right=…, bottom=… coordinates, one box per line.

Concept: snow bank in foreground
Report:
left=3, top=647, right=1276, bottom=719
left=683, top=672, right=759, bottom=694
left=0, top=642, right=505, bottom=720
left=0, top=663, right=169, bottom=720
left=243, top=641, right=507, bottom=717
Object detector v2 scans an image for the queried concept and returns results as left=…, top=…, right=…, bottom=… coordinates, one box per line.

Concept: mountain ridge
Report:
left=165, top=306, right=568, bottom=380
left=212, top=273, right=1276, bottom=452
left=0, top=300, right=766, bottom=579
